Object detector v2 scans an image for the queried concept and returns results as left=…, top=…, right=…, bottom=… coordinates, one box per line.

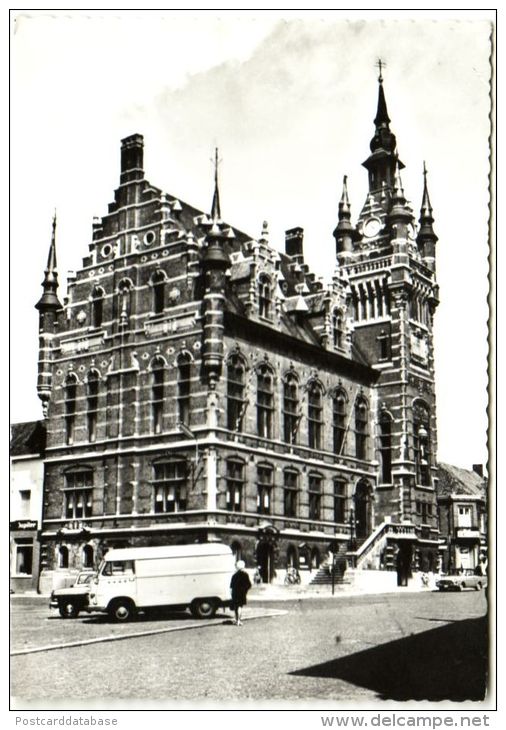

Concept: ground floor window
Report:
left=153, top=460, right=188, bottom=513
left=13, top=539, right=33, bottom=575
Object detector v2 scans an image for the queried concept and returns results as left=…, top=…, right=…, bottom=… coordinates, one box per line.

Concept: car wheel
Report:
left=59, top=601, right=79, bottom=619
left=475, top=582, right=483, bottom=591
left=190, top=598, right=218, bottom=619
left=109, top=598, right=136, bottom=622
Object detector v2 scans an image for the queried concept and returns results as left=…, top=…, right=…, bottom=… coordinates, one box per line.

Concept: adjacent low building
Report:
left=436, top=463, right=488, bottom=574
left=10, top=421, right=46, bottom=593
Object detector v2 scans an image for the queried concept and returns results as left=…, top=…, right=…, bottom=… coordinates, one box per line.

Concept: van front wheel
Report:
left=109, top=598, right=136, bottom=622
left=190, top=598, right=218, bottom=619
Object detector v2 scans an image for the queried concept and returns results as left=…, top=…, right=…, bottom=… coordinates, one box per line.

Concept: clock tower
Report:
left=334, top=70, right=440, bottom=573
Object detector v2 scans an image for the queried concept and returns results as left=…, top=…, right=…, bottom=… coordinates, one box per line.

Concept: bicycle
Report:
left=284, top=567, right=301, bottom=585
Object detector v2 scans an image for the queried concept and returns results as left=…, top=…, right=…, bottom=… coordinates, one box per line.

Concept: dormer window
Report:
left=258, top=274, right=272, bottom=319
left=332, top=309, right=344, bottom=348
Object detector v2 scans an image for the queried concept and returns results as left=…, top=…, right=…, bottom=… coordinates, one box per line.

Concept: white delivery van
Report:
left=88, top=542, right=236, bottom=622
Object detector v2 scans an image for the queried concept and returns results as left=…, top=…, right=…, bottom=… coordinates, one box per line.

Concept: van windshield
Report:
left=102, top=560, right=135, bottom=576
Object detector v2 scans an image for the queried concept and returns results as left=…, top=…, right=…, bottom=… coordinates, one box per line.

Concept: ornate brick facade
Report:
left=37, top=77, right=440, bottom=587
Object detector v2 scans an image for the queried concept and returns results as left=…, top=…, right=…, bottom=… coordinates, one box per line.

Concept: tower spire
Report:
left=211, top=147, right=221, bottom=222
left=35, top=212, right=62, bottom=311
left=362, top=64, right=403, bottom=196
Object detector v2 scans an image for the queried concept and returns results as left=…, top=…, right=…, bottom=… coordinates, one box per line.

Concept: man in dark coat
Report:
left=230, top=560, right=252, bottom=625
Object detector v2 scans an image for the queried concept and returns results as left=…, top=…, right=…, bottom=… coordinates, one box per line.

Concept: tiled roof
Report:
left=10, top=421, right=46, bottom=457
left=437, top=462, right=486, bottom=499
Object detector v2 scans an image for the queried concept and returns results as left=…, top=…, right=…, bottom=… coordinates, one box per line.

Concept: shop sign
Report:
left=10, top=520, right=37, bottom=531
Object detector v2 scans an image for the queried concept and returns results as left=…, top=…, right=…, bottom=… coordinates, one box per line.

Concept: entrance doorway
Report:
left=396, top=543, right=413, bottom=587
left=256, top=541, right=275, bottom=583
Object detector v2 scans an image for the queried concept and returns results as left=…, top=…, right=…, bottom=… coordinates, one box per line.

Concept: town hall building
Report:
left=35, top=73, right=441, bottom=590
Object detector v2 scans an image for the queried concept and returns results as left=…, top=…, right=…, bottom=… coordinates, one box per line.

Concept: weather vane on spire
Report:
left=376, top=58, right=386, bottom=83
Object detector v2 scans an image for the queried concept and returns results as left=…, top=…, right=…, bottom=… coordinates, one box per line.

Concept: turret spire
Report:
left=35, top=212, right=62, bottom=311
left=334, top=175, right=357, bottom=259
left=417, top=163, right=438, bottom=270
left=338, top=175, right=352, bottom=221
left=211, top=147, right=221, bottom=222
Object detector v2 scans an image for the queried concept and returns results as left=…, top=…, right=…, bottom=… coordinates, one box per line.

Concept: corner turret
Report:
left=416, top=163, right=438, bottom=271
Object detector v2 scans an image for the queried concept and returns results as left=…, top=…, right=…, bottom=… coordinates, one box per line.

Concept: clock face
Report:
left=363, top=217, right=381, bottom=238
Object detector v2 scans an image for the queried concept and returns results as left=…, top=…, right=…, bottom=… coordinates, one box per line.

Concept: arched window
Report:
left=91, top=287, right=104, bottom=328
left=226, top=459, right=245, bottom=512
left=283, top=469, right=299, bottom=517
left=151, top=357, right=165, bottom=434
left=307, top=381, right=323, bottom=450
left=308, top=472, right=322, bottom=520
left=153, top=460, right=188, bottom=513
left=286, top=545, right=298, bottom=569
left=58, top=546, right=69, bottom=569
left=333, top=389, right=347, bottom=455
left=86, top=370, right=99, bottom=442
left=151, top=271, right=165, bottom=314
left=117, top=280, right=131, bottom=325
left=82, top=544, right=94, bottom=569
left=258, top=274, right=272, bottom=319
left=413, top=400, right=431, bottom=486
left=64, top=374, right=78, bottom=445
left=257, top=464, right=273, bottom=515
left=332, top=309, right=344, bottom=349
left=257, top=365, right=274, bottom=439
left=227, top=355, right=246, bottom=431
left=64, top=470, right=93, bottom=519
left=310, top=547, right=321, bottom=570
left=379, top=411, right=393, bottom=483
left=377, top=329, right=390, bottom=360
left=355, top=397, right=369, bottom=460
left=177, top=354, right=191, bottom=425
left=283, top=373, right=299, bottom=444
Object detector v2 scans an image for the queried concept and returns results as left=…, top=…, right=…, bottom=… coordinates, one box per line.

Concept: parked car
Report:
left=50, top=570, right=96, bottom=618
left=436, top=569, right=487, bottom=592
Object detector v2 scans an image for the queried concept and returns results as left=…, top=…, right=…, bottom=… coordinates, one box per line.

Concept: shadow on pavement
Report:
left=79, top=609, right=231, bottom=625
left=290, top=616, right=488, bottom=701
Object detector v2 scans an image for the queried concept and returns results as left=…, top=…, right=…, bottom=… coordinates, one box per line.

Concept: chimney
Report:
left=285, top=227, right=304, bottom=260
left=472, top=464, right=483, bottom=478
left=120, top=134, right=144, bottom=184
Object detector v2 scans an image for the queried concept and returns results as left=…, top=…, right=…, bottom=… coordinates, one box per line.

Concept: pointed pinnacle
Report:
left=211, top=147, right=221, bottom=222
left=421, top=161, right=433, bottom=218
left=339, top=175, right=351, bottom=220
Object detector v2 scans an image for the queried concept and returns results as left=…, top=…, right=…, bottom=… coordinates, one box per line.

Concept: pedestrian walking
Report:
left=230, top=560, right=252, bottom=626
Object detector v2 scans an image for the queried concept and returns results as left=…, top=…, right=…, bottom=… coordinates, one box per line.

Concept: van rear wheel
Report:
left=109, top=598, right=136, bottom=622
left=190, top=598, right=218, bottom=619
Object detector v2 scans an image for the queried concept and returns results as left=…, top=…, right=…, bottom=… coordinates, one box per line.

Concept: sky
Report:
left=10, top=10, right=493, bottom=470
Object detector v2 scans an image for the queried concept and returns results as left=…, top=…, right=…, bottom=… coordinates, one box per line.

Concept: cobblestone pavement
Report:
left=11, top=591, right=488, bottom=706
